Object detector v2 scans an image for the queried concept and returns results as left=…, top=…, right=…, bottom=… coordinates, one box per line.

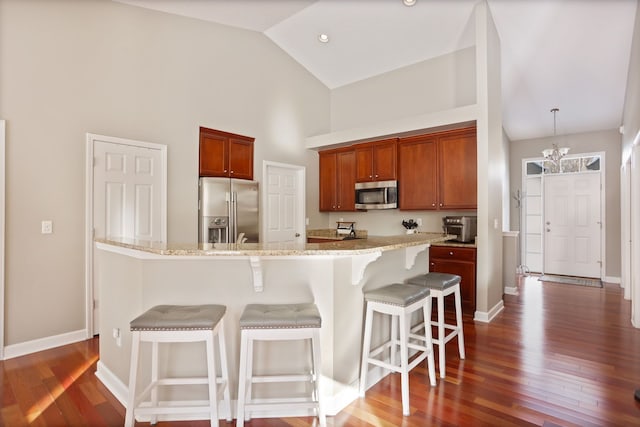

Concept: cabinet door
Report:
left=438, top=129, right=477, bottom=209
left=398, top=136, right=437, bottom=210
left=199, top=133, right=228, bottom=177
left=372, top=139, right=397, bottom=181
left=319, top=151, right=337, bottom=211
left=228, top=138, right=254, bottom=180
left=336, top=150, right=356, bottom=211
left=355, top=146, right=373, bottom=182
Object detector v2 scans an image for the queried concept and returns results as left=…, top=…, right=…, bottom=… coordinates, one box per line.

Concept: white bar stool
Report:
left=407, top=272, right=465, bottom=378
left=236, top=303, right=325, bottom=427
left=124, top=304, right=231, bottom=427
left=359, top=283, right=437, bottom=416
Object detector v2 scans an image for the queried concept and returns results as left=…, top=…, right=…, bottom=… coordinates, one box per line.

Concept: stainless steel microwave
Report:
left=355, top=180, right=398, bottom=210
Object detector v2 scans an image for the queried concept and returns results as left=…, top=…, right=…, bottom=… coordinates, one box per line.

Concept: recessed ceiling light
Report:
left=403, top=0, right=416, bottom=6
left=318, top=33, right=329, bottom=43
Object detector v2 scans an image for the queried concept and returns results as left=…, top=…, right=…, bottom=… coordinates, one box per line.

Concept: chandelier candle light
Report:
left=542, top=108, right=570, bottom=165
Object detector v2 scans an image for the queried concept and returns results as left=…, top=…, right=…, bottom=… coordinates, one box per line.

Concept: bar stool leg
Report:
left=454, top=287, right=466, bottom=359
left=124, top=332, right=140, bottom=427
left=311, top=329, right=326, bottom=427
left=399, top=311, right=410, bottom=416
left=236, top=331, right=249, bottom=427
left=390, top=314, right=398, bottom=367
left=436, top=293, right=446, bottom=378
left=244, top=336, right=254, bottom=422
left=150, top=341, right=159, bottom=425
left=423, top=298, right=437, bottom=386
left=358, top=303, right=374, bottom=397
left=217, top=320, right=232, bottom=422
left=205, top=332, right=219, bottom=427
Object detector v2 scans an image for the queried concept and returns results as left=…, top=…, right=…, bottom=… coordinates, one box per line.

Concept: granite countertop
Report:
left=96, top=232, right=455, bottom=257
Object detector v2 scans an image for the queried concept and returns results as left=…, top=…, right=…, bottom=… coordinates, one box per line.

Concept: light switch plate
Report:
left=41, top=220, right=53, bottom=234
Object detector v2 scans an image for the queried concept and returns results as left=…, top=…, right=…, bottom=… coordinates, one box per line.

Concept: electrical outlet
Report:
left=41, top=220, right=53, bottom=234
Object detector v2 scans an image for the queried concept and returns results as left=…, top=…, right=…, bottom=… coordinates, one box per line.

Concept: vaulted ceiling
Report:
left=115, top=0, right=637, bottom=142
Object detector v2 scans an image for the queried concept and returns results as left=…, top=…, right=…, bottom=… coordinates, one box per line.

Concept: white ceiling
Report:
left=116, top=0, right=637, bottom=142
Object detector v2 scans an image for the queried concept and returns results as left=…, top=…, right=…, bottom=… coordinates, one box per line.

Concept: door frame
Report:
left=0, top=120, right=5, bottom=359
left=521, top=151, right=605, bottom=279
left=261, top=161, right=306, bottom=244
left=84, top=133, right=167, bottom=338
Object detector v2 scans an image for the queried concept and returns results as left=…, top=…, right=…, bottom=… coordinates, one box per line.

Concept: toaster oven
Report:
left=443, top=216, right=477, bottom=243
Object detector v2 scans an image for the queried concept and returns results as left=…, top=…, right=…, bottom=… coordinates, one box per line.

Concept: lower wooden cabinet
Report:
left=429, top=245, right=476, bottom=315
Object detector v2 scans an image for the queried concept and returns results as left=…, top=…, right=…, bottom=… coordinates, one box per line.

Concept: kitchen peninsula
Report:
left=95, top=232, right=452, bottom=421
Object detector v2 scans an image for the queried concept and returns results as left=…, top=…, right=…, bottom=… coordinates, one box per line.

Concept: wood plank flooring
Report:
left=2, top=276, right=640, bottom=426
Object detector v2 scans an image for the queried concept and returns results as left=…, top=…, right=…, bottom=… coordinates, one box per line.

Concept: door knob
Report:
left=295, top=233, right=300, bottom=237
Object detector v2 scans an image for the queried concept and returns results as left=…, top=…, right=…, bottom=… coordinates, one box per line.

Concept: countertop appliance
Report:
left=198, top=177, right=259, bottom=244
left=355, top=180, right=397, bottom=210
left=443, top=215, right=477, bottom=243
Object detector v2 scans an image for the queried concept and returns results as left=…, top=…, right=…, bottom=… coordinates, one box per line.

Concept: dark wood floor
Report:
left=2, top=276, right=640, bottom=426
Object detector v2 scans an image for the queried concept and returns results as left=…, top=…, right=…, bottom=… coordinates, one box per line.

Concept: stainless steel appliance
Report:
left=443, top=215, right=477, bottom=243
left=198, top=177, right=259, bottom=244
left=355, top=180, right=397, bottom=210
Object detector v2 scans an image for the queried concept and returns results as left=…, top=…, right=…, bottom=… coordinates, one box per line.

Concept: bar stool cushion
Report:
left=364, top=283, right=430, bottom=307
left=407, top=273, right=461, bottom=290
left=240, top=303, right=321, bottom=329
left=130, top=304, right=226, bottom=331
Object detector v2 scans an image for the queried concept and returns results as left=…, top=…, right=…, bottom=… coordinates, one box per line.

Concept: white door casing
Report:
left=631, top=143, right=640, bottom=327
left=0, top=120, right=5, bottom=359
left=85, top=134, right=167, bottom=337
left=543, top=172, right=602, bottom=278
left=621, top=160, right=631, bottom=300
left=263, top=161, right=305, bottom=244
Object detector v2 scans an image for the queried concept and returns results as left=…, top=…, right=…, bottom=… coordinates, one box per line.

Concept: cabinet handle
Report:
left=230, top=170, right=234, bottom=174
left=432, top=203, right=436, bottom=207
left=430, top=262, right=435, bottom=266
left=449, top=251, right=454, bottom=256
left=224, top=169, right=228, bottom=172
left=375, top=174, right=379, bottom=178
left=440, top=203, right=443, bottom=207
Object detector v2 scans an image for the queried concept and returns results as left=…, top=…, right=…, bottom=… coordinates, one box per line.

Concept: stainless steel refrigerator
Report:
left=198, top=177, right=259, bottom=244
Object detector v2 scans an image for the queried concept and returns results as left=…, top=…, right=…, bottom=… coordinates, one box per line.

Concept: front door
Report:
left=543, top=172, right=601, bottom=278
left=88, top=134, right=166, bottom=335
left=263, top=162, right=305, bottom=243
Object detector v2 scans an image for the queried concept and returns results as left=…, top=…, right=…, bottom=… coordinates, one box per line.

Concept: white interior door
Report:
left=543, top=172, right=602, bottom=278
left=87, top=134, right=166, bottom=336
left=263, top=162, right=305, bottom=243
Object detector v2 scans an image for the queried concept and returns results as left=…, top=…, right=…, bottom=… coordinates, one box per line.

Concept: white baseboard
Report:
left=3, top=329, right=88, bottom=360
left=473, top=299, right=504, bottom=323
left=604, top=275, right=621, bottom=285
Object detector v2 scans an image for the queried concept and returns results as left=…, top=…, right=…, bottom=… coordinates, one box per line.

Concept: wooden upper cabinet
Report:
left=355, top=138, right=397, bottom=182
left=319, top=148, right=356, bottom=212
left=199, top=127, right=254, bottom=180
left=398, top=126, right=477, bottom=210
left=438, top=128, right=477, bottom=209
left=397, top=135, right=438, bottom=210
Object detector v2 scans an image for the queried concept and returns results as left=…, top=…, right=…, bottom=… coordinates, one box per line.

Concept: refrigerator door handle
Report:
left=232, top=191, right=238, bottom=243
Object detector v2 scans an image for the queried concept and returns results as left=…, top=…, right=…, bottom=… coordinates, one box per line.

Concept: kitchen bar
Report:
left=95, top=232, right=453, bottom=421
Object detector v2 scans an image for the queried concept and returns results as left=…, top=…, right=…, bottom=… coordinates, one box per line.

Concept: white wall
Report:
left=0, top=0, right=330, bottom=347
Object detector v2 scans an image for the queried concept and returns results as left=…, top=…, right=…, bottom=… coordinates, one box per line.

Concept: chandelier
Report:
left=542, top=108, right=569, bottom=164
